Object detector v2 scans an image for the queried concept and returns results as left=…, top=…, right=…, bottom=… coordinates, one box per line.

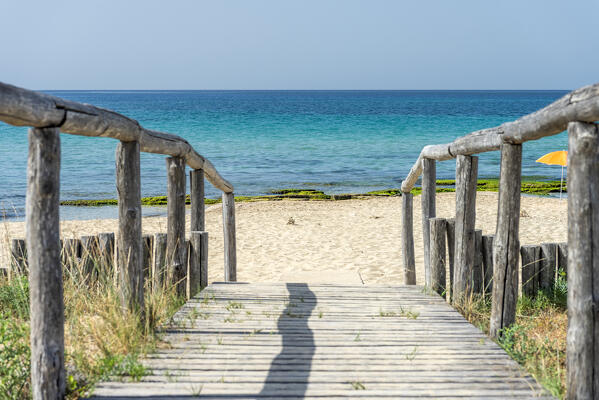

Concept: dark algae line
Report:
left=59, top=180, right=566, bottom=207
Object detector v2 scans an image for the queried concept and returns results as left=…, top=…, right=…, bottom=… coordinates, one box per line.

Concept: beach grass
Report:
left=0, top=239, right=185, bottom=399
left=59, top=179, right=565, bottom=207
left=454, top=272, right=567, bottom=398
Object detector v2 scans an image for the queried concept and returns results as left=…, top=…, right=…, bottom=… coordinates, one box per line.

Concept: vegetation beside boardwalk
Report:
left=456, top=271, right=568, bottom=398
left=60, top=180, right=565, bottom=207
left=0, top=252, right=184, bottom=399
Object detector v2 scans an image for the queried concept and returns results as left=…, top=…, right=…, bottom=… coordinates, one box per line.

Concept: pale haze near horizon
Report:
left=1, top=0, right=597, bottom=90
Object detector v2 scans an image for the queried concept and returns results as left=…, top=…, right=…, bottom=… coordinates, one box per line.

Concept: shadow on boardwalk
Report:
left=258, top=282, right=317, bottom=397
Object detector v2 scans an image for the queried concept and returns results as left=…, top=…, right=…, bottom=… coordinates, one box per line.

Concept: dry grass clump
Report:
left=0, top=234, right=185, bottom=399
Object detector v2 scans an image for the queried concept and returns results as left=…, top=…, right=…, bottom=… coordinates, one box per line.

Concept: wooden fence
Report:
left=400, top=83, right=599, bottom=399
left=0, top=82, right=237, bottom=400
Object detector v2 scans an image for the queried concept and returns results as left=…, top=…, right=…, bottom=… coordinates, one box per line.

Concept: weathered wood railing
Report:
left=400, top=83, right=599, bottom=399
left=0, top=82, right=237, bottom=399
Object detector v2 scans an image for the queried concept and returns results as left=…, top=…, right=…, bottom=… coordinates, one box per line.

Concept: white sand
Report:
left=1, top=192, right=567, bottom=286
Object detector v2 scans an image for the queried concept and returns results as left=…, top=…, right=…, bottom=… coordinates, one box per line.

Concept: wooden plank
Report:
left=97, top=232, right=115, bottom=276
left=473, top=229, right=483, bottom=294
left=453, top=155, right=478, bottom=303
left=26, top=127, right=65, bottom=399
left=490, top=143, right=521, bottom=338
left=166, top=156, right=187, bottom=297
left=421, top=158, right=436, bottom=287
left=222, top=192, right=237, bottom=282
left=142, top=234, right=154, bottom=281
left=152, top=233, right=167, bottom=290
left=188, top=233, right=207, bottom=299
left=540, top=243, right=557, bottom=292
left=116, top=140, right=144, bottom=315
left=566, top=121, right=599, bottom=399
left=557, top=242, right=567, bottom=279
left=10, top=238, right=27, bottom=275
left=402, top=192, right=416, bottom=285
left=520, top=245, right=541, bottom=298
left=446, top=218, right=455, bottom=298
left=190, top=169, right=205, bottom=232
left=481, top=235, right=494, bottom=295
left=80, top=235, right=99, bottom=279
left=429, top=218, right=446, bottom=298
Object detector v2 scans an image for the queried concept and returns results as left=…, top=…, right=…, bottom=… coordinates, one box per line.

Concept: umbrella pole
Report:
left=560, top=165, right=564, bottom=199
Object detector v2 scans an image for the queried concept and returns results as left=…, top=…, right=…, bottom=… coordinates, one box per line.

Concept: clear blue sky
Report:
left=2, top=0, right=597, bottom=90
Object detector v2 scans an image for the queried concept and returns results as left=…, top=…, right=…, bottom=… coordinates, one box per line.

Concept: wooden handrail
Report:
left=400, top=83, right=599, bottom=192
left=0, top=81, right=233, bottom=193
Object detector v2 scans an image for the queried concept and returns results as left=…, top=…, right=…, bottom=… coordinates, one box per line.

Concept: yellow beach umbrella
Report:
left=536, top=150, right=567, bottom=199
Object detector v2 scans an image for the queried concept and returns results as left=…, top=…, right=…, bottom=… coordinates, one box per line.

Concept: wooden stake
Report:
left=490, top=143, right=521, bottom=338
left=402, top=192, right=416, bottom=285
left=481, top=235, right=494, bottom=295
left=188, top=231, right=208, bottom=298
left=166, top=156, right=187, bottom=296
left=520, top=245, right=541, bottom=298
left=152, top=233, right=167, bottom=290
left=190, top=169, right=205, bottom=232
left=421, top=158, right=436, bottom=286
left=26, top=127, right=65, bottom=399
left=222, top=192, right=237, bottom=282
left=446, top=218, right=455, bottom=297
left=429, top=218, right=447, bottom=298
left=540, top=242, right=557, bottom=292
left=566, top=121, right=599, bottom=399
left=10, top=238, right=27, bottom=275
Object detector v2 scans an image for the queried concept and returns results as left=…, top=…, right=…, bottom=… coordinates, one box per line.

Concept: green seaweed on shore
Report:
left=435, top=179, right=565, bottom=195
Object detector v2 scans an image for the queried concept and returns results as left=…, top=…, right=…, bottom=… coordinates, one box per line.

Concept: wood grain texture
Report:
left=402, top=193, right=416, bottom=285
left=222, top=192, right=237, bottom=282
left=190, top=169, right=205, bottom=232
left=10, top=238, right=27, bottom=275
left=166, top=157, right=187, bottom=297
left=520, top=245, right=541, bottom=298
left=566, top=121, right=599, bottom=400
left=142, top=235, right=154, bottom=280
left=421, top=158, right=436, bottom=287
left=116, top=141, right=144, bottom=315
left=490, top=144, right=521, bottom=338
left=473, top=229, right=483, bottom=294
left=557, top=242, right=567, bottom=279
left=540, top=243, right=558, bottom=292
left=97, top=232, right=115, bottom=275
left=0, top=81, right=233, bottom=193
left=91, top=283, right=550, bottom=399
left=152, top=233, right=167, bottom=290
left=80, top=235, right=99, bottom=278
left=429, top=218, right=447, bottom=298
left=482, top=235, right=494, bottom=295
left=453, top=155, right=478, bottom=302
left=187, top=232, right=205, bottom=299
left=26, top=127, right=65, bottom=400
left=446, top=218, right=456, bottom=296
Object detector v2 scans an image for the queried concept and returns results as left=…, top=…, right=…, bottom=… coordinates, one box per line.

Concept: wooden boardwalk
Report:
left=91, top=283, right=550, bottom=399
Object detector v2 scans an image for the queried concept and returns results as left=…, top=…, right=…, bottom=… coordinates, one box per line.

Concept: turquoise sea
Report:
left=0, top=90, right=569, bottom=220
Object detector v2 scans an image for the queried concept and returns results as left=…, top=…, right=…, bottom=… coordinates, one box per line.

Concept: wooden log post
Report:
left=222, top=192, right=237, bottom=282
left=446, top=218, right=455, bottom=297
left=453, top=155, right=478, bottom=303
left=26, top=127, right=65, bottom=399
left=10, top=238, right=27, bottom=275
left=97, top=232, right=115, bottom=275
left=80, top=235, right=99, bottom=280
left=482, top=235, right=494, bottom=295
left=557, top=242, right=567, bottom=279
left=566, top=121, right=599, bottom=399
left=520, top=245, right=541, bottom=298
left=402, top=192, right=416, bottom=285
left=190, top=169, right=205, bottom=232
left=142, top=234, right=154, bottom=280
left=116, top=141, right=144, bottom=315
left=188, top=231, right=208, bottom=298
left=429, top=218, right=447, bottom=298
left=540, top=242, right=557, bottom=292
left=421, top=158, right=436, bottom=287
left=166, top=157, right=187, bottom=297
left=490, top=143, right=522, bottom=338
left=473, top=229, right=483, bottom=294
left=152, top=233, right=167, bottom=290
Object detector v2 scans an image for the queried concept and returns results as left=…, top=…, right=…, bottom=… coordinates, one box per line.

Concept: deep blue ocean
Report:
left=0, top=90, right=569, bottom=220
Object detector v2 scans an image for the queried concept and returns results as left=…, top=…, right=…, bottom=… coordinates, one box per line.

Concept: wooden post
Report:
left=520, top=245, right=541, bottom=298
left=61, top=238, right=80, bottom=271
left=453, top=155, right=478, bottom=302
left=188, top=231, right=208, bottom=298
left=10, top=238, right=27, bottom=275
left=116, top=140, right=144, bottom=315
left=421, top=158, right=436, bottom=287
left=222, top=192, right=237, bottom=282
left=540, top=242, right=557, bottom=292
left=190, top=169, right=205, bottom=232
left=97, top=232, right=115, bottom=274
left=429, top=218, right=447, bottom=298
left=80, top=235, right=99, bottom=279
left=446, top=218, right=455, bottom=297
left=567, top=121, right=599, bottom=399
left=402, top=192, right=416, bottom=285
left=166, top=156, right=187, bottom=296
left=472, top=229, right=483, bottom=294
left=142, top=234, right=154, bottom=280
left=481, top=235, right=494, bottom=295
left=490, top=143, right=522, bottom=338
left=26, top=127, right=65, bottom=399
left=152, top=233, right=167, bottom=290
left=557, top=242, right=567, bottom=279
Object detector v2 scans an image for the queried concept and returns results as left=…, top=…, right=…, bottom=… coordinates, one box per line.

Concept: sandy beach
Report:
left=1, top=192, right=567, bottom=286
